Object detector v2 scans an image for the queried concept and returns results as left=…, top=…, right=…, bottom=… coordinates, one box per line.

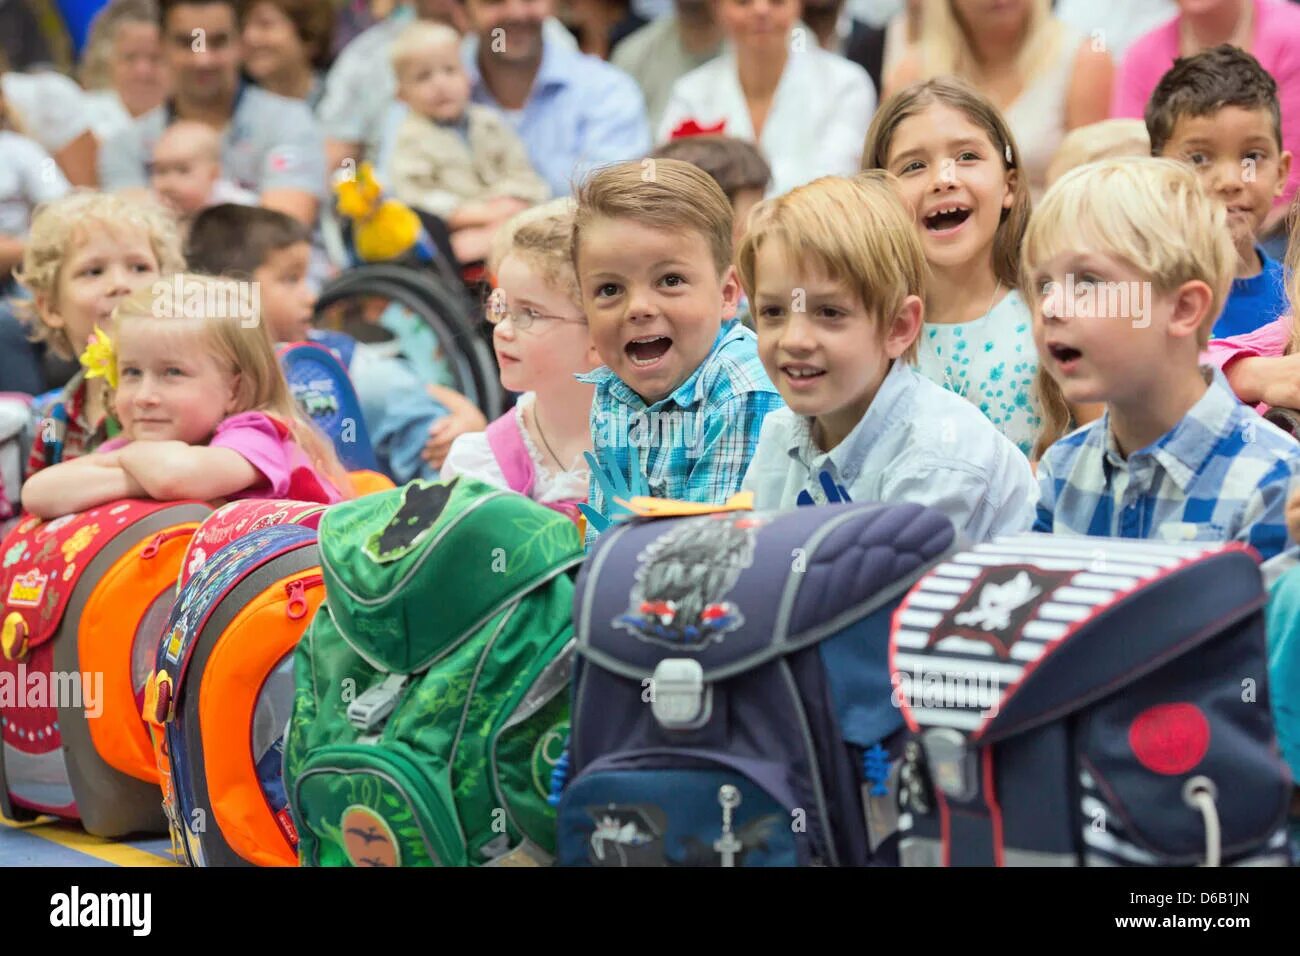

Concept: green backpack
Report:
left=284, top=477, right=585, bottom=867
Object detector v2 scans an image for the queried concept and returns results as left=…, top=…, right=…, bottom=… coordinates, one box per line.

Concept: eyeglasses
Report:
left=485, top=287, right=586, bottom=332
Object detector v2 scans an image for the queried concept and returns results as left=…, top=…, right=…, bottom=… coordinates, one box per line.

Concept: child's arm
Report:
left=20, top=452, right=147, bottom=519
left=422, top=384, right=487, bottom=470
left=116, top=441, right=262, bottom=501
left=484, top=116, right=550, bottom=207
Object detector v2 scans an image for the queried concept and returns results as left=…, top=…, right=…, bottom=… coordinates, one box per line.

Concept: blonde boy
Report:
left=737, top=173, right=1034, bottom=539
left=1028, top=157, right=1300, bottom=563
left=572, top=158, right=782, bottom=541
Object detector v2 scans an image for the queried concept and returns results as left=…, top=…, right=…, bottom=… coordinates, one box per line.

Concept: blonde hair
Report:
left=917, top=0, right=1066, bottom=95
left=1283, top=193, right=1300, bottom=356
left=864, top=77, right=1030, bottom=289
left=112, top=274, right=352, bottom=496
left=1022, top=157, right=1236, bottom=349
left=572, top=159, right=734, bottom=277
left=488, top=198, right=580, bottom=307
left=390, top=20, right=461, bottom=77
left=735, top=173, right=927, bottom=362
left=80, top=0, right=159, bottom=90
left=1045, top=119, right=1150, bottom=188
left=13, top=191, right=185, bottom=358
left=156, top=120, right=222, bottom=164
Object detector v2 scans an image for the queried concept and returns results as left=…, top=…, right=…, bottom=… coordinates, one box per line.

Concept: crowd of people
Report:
left=4, top=0, right=1300, bottom=855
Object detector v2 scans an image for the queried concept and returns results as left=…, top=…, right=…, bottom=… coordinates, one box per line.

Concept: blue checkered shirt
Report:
left=579, top=320, right=783, bottom=545
left=1034, top=368, right=1300, bottom=563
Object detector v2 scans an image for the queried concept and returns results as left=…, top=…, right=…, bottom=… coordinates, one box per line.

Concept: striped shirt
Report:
left=1034, top=367, right=1300, bottom=563
left=579, top=319, right=782, bottom=545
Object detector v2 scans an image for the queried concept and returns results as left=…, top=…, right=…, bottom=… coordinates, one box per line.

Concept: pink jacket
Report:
left=1203, top=316, right=1290, bottom=413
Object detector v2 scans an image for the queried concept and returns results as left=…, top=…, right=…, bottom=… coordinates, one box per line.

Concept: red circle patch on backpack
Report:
left=1128, top=703, right=1211, bottom=775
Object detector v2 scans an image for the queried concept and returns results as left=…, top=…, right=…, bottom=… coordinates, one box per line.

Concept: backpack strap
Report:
left=485, top=409, right=536, bottom=499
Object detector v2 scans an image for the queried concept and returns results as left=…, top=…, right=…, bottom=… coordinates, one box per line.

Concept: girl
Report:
left=864, top=77, right=1045, bottom=458
left=442, top=201, right=596, bottom=520
left=16, top=191, right=183, bottom=472
left=21, top=274, right=350, bottom=519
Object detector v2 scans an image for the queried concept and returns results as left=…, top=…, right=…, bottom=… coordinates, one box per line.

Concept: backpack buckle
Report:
left=347, top=674, right=408, bottom=733
left=651, top=658, right=711, bottom=730
left=920, top=728, right=978, bottom=802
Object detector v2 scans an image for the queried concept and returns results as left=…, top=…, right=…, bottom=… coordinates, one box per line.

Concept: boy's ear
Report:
left=883, top=294, right=925, bottom=359
left=1167, top=279, right=1215, bottom=342
left=1275, top=151, right=1293, bottom=200
left=39, top=294, right=65, bottom=330
left=719, top=265, right=742, bottom=321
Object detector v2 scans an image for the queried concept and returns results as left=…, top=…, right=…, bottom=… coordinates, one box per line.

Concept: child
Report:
left=1148, top=45, right=1293, bottom=339
left=21, top=274, right=349, bottom=519
left=442, top=200, right=597, bottom=519
left=14, top=191, right=184, bottom=473
left=386, top=21, right=549, bottom=265
left=572, top=158, right=783, bottom=541
left=150, top=120, right=257, bottom=226
left=737, top=173, right=1035, bottom=540
left=1027, top=157, right=1300, bottom=563
left=185, top=203, right=482, bottom=484
left=648, top=135, right=772, bottom=250
left=863, top=77, right=1043, bottom=458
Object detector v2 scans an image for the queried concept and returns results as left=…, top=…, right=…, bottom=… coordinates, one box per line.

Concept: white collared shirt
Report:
left=741, top=361, right=1037, bottom=542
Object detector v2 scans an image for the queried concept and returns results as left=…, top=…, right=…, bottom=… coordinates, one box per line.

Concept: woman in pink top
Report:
left=1113, top=0, right=1300, bottom=228
left=22, top=274, right=349, bottom=519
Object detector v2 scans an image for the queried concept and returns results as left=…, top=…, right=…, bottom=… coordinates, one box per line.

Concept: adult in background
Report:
left=80, top=0, right=171, bottom=143
left=1113, top=0, right=1300, bottom=233
left=241, top=0, right=335, bottom=109
left=99, top=0, right=326, bottom=227
left=885, top=0, right=1113, bottom=199
left=1, top=57, right=98, bottom=187
left=611, top=0, right=723, bottom=129
left=658, top=0, right=876, bottom=197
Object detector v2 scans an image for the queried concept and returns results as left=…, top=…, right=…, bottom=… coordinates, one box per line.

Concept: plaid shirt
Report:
left=579, top=320, right=782, bottom=545
left=26, top=371, right=117, bottom=476
left=1034, top=368, right=1300, bottom=563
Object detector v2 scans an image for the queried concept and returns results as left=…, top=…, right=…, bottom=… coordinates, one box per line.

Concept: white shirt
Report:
left=657, top=40, right=877, bottom=197
left=741, top=361, right=1037, bottom=543
left=1054, top=0, right=1178, bottom=61
left=0, top=130, right=70, bottom=236
left=2, top=71, right=92, bottom=154
left=82, top=88, right=135, bottom=143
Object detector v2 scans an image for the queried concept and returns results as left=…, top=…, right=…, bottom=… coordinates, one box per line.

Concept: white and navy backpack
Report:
left=889, top=533, right=1293, bottom=866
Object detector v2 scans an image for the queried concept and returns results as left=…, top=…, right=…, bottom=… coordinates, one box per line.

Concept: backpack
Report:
left=888, top=533, right=1293, bottom=866
left=277, top=340, right=378, bottom=473
left=284, top=476, right=583, bottom=866
left=0, top=499, right=211, bottom=836
left=144, top=517, right=325, bottom=866
left=178, top=498, right=328, bottom=589
left=485, top=409, right=583, bottom=523
left=0, top=394, right=32, bottom=534
left=556, top=501, right=956, bottom=867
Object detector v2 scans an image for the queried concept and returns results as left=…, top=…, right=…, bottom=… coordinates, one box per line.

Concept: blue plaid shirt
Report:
left=1034, top=368, right=1300, bottom=563
left=580, top=320, right=782, bottom=545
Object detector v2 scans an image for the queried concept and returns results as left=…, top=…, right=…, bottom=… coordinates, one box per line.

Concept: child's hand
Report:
left=577, top=450, right=649, bottom=535
left=1287, top=485, right=1300, bottom=546
left=422, top=385, right=487, bottom=469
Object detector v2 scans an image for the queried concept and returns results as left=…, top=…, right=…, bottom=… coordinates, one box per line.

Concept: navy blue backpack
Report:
left=889, top=533, right=1293, bottom=866
left=277, top=339, right=378, bottom=473
left=556, top=502, right=956, bottom=867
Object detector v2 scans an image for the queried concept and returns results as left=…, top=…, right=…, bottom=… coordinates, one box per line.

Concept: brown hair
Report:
left=1283, top=193, right=1300, bottom=357
left=186, top=203, right=310, bottom=279
left=240, top=0, right=335, bottom=69
left=571, top=159, right=734, bottom=276
left=863, top=77, right=1031, bottom=289
left=1146, top=44, right=1283, bottom=156
left=648, top=136, right=772, bottom=204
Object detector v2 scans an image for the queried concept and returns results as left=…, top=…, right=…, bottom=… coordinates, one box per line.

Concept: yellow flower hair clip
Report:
left=79, top=325, right=118, bottom=389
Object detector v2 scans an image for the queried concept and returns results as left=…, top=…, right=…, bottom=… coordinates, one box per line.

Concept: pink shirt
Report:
left=1111, top=0, right=1300, bottom=206
left=99, top=411, right=345, bottom=504
left=1203, top=315, right=1291, bottom=413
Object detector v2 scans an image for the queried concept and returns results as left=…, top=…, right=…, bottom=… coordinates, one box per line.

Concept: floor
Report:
left=0, top=812, right=179, bottom=866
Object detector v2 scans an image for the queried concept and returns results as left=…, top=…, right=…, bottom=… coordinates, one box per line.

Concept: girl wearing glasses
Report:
left=442, top=200, right=598, bottom=522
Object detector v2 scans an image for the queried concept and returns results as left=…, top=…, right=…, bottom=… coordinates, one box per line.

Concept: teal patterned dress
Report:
left=913, top=289, right=1042, bottom=458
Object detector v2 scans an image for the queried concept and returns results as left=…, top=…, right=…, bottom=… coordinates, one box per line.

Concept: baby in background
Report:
left=150, top=120, right=256, bottom=226
left=387, top=21, right=550, bottom=265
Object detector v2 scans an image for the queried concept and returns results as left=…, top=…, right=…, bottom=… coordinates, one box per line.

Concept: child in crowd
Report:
left=864, top=78, right=1043, bottom=458
left=443, top=200, right=596, bottom=520
left=150, top=120, right=257, bottom=227
left=572, top=158, right=783, bottom=541
left=21, top=274, right=349, bottom=518
left=184, top=203, right=482, bottom=485
left=386, top=21, right=549, bottom=266
left=1028, top=157, right=1300, bottom=563
left=648, top=135, right=772, bottom=250
left=15, top=191, right=183, bottom=473
left=1148, top=45, right=1293, bottom=339
left=737, top=173, right=1034, bottom=540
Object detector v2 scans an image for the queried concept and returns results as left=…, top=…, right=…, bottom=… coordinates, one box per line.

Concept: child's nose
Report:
left=779, top=314, right=816, bottom=352
left=1210, top=159, right=1245, bottom=193
left=625, top=286, right=655, bottom=321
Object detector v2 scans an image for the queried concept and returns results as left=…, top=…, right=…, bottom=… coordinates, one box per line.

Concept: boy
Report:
left=649, top=135, right=771, bottom=249
left=150, top=120, right=256, bottom=227
left=572, top=159, right=783, bottom=541
left=387, top=21, right=549, bottom=265
left=1029, top=157, right=1300, bottom=565
left=737, top=173, right=1034, bottom=539
left=185, top=204, right=484, bottom=483
left=1147, top=45, right=1293, bottom=338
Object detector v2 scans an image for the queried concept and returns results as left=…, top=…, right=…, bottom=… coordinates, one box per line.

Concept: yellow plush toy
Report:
left=333, top=162, right=428, bottom=263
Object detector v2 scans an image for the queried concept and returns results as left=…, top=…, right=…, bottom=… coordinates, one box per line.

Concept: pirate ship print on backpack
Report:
left=614, top=513, right=763, bottom=649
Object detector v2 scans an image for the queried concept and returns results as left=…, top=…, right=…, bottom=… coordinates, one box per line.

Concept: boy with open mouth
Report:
left=572, top=159, right=782, bottom=542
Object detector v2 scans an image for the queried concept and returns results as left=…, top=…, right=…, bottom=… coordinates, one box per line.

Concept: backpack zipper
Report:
left=140, top=527, right=194, bottom=560
left=285, top=574, right=325, bottom=620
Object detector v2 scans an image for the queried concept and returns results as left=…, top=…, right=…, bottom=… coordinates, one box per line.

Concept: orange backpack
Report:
left=145, top=500, right=325, bottom=866
left=0, top=499, right=211, bottom=836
